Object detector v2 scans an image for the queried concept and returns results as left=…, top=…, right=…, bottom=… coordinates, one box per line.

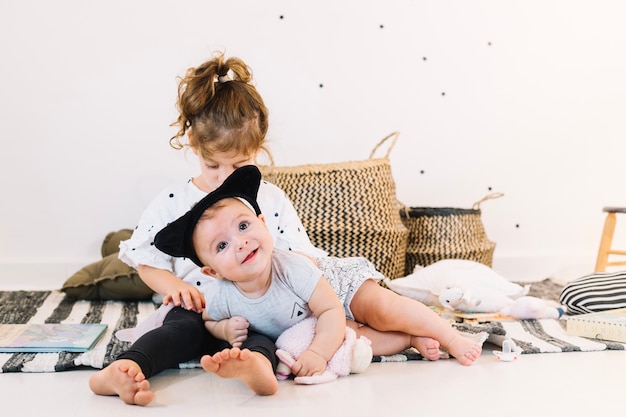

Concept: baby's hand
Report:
left=223, top=316, right=250, bottom=347
left=292, top=349, right=327, bottom=377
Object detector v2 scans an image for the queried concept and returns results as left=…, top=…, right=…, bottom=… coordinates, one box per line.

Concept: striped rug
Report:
left=0, top=290, right=434, bottom=373
left=453, top=277, right=626, bottom=354
left=0, top=290, right=156, bottom=373
left=455, top=317, right=626, bottom=354
left=1, top=284, right=623, bottom=373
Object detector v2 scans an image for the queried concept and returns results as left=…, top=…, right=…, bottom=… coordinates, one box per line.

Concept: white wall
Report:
left=1, top=0, right=625, bottom=287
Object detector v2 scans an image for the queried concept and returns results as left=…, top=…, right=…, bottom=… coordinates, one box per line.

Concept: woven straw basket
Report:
left=399, top=193, right=502, bottom=275
left=259, top=132, right=408, bottom=279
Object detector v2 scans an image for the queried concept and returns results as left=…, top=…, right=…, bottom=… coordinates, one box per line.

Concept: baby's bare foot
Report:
left=411, top=336, right=441, bottom=360
left=444, top=333, right=482, bottom=366
left=88, top=359, right=154, bottom=406
left=201, top=347, right=278, bottom=395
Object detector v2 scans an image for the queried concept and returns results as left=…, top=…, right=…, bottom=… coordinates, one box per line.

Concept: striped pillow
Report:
left=560, top=271, right=626, bottom=314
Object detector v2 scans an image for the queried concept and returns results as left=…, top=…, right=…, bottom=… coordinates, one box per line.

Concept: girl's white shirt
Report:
left=115, top=177, right=327, bottom=343
left=119, top=178, right=326, bottom=295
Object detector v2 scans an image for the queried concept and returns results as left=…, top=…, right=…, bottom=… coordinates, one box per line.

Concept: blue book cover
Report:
left=0, top=323, right=108, bottom=353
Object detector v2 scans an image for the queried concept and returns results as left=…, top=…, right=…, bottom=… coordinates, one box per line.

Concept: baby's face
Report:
left=194, top=198, right=273, bottom=281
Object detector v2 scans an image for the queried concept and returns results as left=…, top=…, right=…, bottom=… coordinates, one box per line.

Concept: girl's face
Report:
left=194, top=199, right=273, bottom=285
left=194, top=151, right=257, bottom=193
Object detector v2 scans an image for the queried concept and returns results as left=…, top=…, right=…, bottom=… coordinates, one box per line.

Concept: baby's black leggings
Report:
left=117, top=306, right=277, bottom=378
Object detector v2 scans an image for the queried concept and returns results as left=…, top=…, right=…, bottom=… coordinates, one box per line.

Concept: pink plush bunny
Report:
left=275, top=317, right=373, bottom=385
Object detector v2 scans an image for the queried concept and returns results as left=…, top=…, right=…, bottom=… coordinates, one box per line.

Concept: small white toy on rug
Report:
left=440, top=290, right=565, bottom=319
left=493, top=338, right=523, bottom=362
left=438, top=286, right=520, bottom=313
left=275, top=317, right=373, bottom=385
left=499, top=296, right=565, bottom=319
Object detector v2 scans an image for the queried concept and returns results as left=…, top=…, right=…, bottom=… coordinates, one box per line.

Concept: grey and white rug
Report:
left=0, top=280, right=623, bottom=373
left=0, top=290, right=431, bottom=373
left=454, top=278, right=626, bottom=354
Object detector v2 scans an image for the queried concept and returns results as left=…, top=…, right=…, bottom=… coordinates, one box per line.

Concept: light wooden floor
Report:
left=2, top=343, right=624, bottom=416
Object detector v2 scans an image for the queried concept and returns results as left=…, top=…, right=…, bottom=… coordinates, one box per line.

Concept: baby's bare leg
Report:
left=200, top=347, right=278, bottom=395
left=88, top=359, right=154, bottom=406
left=347, top=321, right=441, bottom=360
left=351, top=280, right=482, bottom=365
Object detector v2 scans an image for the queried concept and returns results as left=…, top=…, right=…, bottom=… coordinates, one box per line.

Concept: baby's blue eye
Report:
left=217, top=242, right=227, bottom=252
left=239, top=222, right=249, bottom=231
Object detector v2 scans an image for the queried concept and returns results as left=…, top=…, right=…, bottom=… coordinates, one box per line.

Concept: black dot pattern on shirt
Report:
left=142, top=185, right=309, bottom=264
left=196, top=281, right=201, bottom=286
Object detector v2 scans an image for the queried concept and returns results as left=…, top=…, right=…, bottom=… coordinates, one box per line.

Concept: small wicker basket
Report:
left=399, top=193, right=502, bottom=275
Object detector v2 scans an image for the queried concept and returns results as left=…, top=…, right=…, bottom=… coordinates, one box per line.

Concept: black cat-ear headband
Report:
left=154, top=165, right=262, bottom=267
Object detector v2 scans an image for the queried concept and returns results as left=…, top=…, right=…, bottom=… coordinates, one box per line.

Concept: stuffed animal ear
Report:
left=276, top=347, right=339, bottom=385
left=294, top=372, right=338, bottom=385
left=350, top=337, right=373, bottom=374
left=275, top=349, right=295, bottom=380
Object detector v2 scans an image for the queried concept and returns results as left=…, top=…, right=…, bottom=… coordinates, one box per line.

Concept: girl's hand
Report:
left=292, top=349, right=327, bottom=377
left=222, top=316, right=249, bottom=347
left=162, top=281, right=205, bottom=313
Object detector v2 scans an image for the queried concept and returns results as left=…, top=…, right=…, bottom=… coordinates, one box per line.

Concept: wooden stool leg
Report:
left=596, top=212, right=617, bottom=272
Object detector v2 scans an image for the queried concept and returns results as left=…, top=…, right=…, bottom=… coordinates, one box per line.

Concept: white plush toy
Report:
left=384, top=259, right=564, bottom=319
left=384, top=259, right=529, bottom=311
left=500, top=296, right=565, bottom=319
left=275, top=317, right=373, bottom=385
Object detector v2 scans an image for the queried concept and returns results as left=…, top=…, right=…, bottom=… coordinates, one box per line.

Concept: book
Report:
left=0, top=323, right=108, bottom=353
left=565, top=308, right=626, bottom=343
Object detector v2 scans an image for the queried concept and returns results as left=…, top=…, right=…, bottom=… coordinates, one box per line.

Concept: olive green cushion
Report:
left=101, top=229, right=133, bottom=257
left=61, top=254, right=153, bottom=300
left=61, top=229, right=154, bottom=300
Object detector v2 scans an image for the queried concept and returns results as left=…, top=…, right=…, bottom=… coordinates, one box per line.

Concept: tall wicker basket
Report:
left=259, top=132, right=408, bottom=279
left=399, top=193, right=502, bottom=275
